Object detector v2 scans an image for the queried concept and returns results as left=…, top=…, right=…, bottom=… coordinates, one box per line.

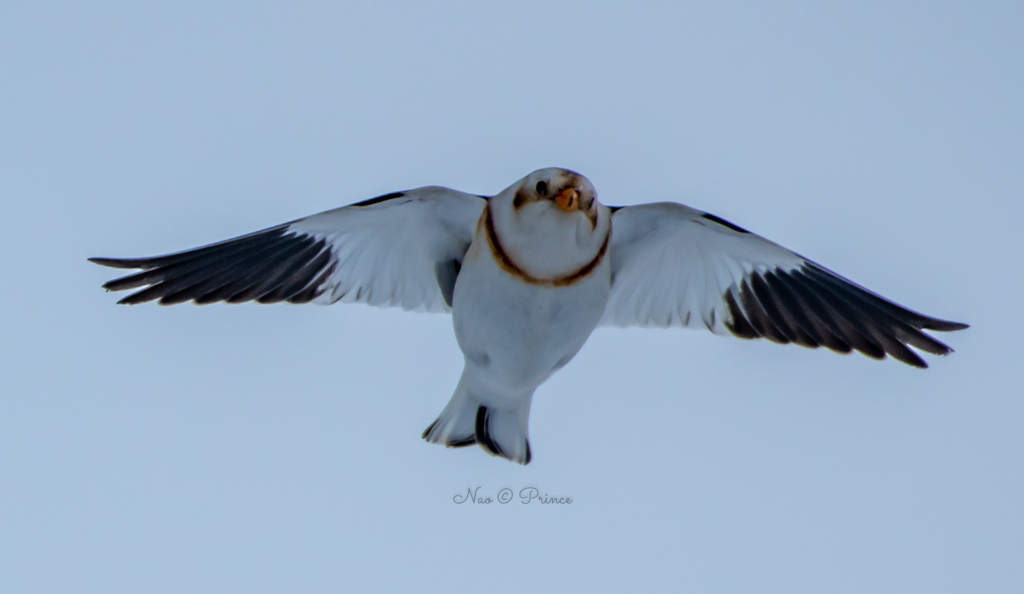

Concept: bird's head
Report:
left=511, top=168, right=599, bottom=227
left=486, top=168, right=610, bottom=282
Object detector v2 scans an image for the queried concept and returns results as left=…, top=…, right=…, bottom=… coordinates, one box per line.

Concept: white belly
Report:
left=451, top=234, right=611, bottom=402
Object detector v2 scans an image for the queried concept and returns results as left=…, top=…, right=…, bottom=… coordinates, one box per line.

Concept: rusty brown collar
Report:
left=483, top=203, right=609, bottom=287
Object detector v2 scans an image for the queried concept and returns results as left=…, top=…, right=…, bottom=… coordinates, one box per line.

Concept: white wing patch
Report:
left=290, top=188, right=483, bottom=312
left=601, top=203, right=803, bottom=332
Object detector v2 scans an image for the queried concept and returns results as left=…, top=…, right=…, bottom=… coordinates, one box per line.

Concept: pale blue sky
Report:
left=1, top=2, right=1021, bottom=592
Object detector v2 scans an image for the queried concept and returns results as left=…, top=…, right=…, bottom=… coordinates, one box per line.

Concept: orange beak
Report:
left=555, top=188, right=580, bottom=212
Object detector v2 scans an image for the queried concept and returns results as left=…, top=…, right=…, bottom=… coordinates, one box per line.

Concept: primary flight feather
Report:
left=91, top=167, right=967, bottom=464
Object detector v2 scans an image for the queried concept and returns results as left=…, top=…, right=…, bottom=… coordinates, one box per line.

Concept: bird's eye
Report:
left=535, top=181, right=548, bottom=195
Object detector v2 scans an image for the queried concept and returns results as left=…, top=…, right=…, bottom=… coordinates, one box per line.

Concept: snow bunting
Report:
left=91, top=168, right=967, bottom=464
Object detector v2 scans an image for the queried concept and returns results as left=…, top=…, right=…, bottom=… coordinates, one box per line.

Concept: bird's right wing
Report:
left=90, top=187, right=487, bottom=312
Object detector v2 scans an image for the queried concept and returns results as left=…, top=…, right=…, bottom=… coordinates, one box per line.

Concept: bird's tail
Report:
left=422, top=381, right=533, bottom=465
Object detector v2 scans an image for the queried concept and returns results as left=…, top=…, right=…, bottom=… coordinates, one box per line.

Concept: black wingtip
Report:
left=115, top=293, right=147, bottom=305
left=89, top=257, right=145, bottom=269
left=925, top=320, right=969, bottom=332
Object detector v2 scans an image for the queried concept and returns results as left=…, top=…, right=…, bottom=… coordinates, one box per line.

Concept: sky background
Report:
left=1, top=1, right=1022, bottom=592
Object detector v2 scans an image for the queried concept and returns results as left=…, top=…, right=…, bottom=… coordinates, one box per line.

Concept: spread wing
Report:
left=90, top=187, right=486, bottom=312
left=601, top=202, right=967, bottom=368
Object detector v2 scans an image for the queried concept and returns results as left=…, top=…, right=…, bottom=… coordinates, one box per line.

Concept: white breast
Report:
left=450, top=206, right=611, bottom=398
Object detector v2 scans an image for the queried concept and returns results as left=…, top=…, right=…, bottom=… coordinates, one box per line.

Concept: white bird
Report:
left=91, top=167, right=967, bottom=464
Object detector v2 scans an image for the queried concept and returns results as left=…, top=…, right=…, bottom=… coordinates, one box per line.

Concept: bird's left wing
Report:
left=90, top=187, right=486, bottom=312
left=601, top=202, right=967, bottom=367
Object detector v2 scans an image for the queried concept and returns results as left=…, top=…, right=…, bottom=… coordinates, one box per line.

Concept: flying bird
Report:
left=91, top=168, right=967, bottom=464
